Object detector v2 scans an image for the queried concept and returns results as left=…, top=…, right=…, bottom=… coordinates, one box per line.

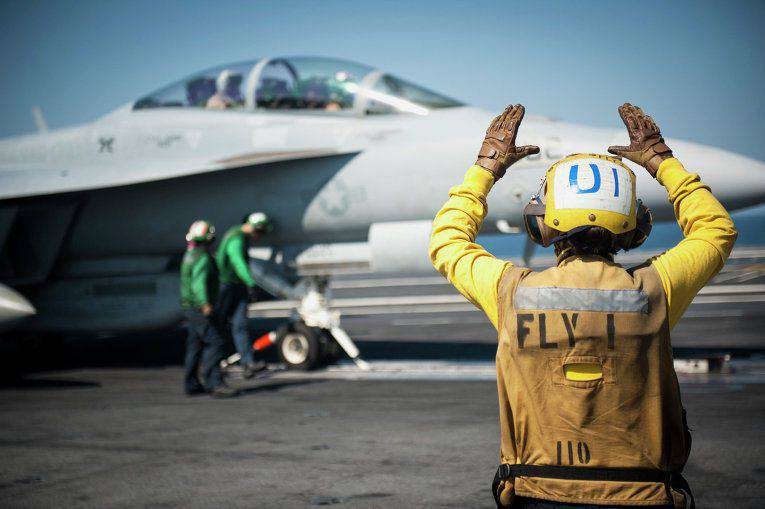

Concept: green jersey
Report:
left=180, top=246, right=218, bottom=308
left=216, top=226, right=256, bottom=287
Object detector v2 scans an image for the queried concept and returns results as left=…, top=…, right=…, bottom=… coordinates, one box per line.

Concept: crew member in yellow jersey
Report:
left=429, top=103, right=737, bottom=509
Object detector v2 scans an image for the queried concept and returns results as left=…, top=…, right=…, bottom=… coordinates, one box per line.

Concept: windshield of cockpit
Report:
left=256, top=57, right=463, bottom=114
left=134, top=61, right=255, bottom=110
left=133, top=57, right=463, bottom=114
left=256, top=57, right=369, bottom=111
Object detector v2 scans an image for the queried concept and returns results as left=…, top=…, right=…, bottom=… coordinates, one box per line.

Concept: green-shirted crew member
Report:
left=430, top=104, right=736, bottom=508
left=181, top=220, right=239, bottom=398
left=217, top=212, right=273, bottom=379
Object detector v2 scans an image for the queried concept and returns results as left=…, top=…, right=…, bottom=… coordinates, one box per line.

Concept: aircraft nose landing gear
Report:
left=284, top=277, right=369, bottom=371
left=224, top=275, right=370, bottom=372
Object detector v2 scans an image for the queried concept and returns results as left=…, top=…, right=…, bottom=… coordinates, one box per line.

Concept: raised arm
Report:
left=608, top=103, right=737, bottom=329
left=651, top=159, right=737, bottom=328
left=429, top=104, right=539, bottom=329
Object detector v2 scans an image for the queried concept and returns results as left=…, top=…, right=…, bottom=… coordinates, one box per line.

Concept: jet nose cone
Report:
left=673, top=140, right=765, bottom=211
left=729, top=156, right=765, bottom=209
left=0, top=283, right=36, bottom=327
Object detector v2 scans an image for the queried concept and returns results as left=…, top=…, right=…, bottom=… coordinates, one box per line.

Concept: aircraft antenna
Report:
left=32, top=106, right=48, bottom=133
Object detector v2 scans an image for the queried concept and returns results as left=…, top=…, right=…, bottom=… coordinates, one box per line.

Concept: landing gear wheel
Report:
left=277, top=322, right=321, bottom=371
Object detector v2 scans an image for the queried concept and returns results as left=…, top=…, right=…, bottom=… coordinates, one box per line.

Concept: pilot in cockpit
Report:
left=206, top=70, right=244, bottom=109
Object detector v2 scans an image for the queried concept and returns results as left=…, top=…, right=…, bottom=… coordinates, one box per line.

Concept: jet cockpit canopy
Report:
left=133, top=56, right=463, bottom=115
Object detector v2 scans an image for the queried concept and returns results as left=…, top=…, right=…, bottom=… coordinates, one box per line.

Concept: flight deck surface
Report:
left=2, top=255, right=764, bottom=508
left=0, top=361, right=763, bottom=508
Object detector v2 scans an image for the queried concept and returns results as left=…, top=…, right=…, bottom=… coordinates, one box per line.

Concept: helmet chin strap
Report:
left=554, top=244, right=574, bottom=263
left=547, top=225, right=595, bottom=246
left=551, top=225, right=619, bottom=264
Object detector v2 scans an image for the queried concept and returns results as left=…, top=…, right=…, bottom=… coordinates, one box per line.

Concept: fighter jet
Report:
left=2, top=56, right=764, bottom=367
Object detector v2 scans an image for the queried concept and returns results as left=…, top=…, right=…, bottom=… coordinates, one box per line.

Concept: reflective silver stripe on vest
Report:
left=514, top=286, right=649, bottom=314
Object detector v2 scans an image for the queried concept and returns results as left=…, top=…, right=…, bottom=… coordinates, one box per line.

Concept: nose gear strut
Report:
left=221, top=275, right=369, bottom=372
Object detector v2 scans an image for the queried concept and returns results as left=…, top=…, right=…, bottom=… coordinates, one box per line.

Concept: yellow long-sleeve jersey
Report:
left=429, top=158, right=738, bottom=331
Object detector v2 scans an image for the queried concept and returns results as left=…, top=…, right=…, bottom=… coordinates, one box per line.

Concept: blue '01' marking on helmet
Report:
left=612, top=167, right=619, bottom=197
left=568, top=163, right=601, bottom=194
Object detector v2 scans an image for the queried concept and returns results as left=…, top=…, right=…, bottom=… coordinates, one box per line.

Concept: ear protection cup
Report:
left=522, top=194, right=560, bottom=247
left=617, top=200, right=652, bottom=251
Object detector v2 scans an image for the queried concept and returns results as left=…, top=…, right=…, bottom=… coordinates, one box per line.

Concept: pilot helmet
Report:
left=522, top=153, right=652, bottom=251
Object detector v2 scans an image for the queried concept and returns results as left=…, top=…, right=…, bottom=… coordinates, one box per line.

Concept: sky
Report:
left=1, top=0, right=764, bottom=234
left=1, top=0, right=764, bottom=157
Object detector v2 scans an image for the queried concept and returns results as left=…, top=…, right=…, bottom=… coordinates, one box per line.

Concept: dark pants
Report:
left=217, top=283, right=253, bottom=366
left=512, top=497, right=674, bottom=508
left=183, top=308, right=225, bottom=391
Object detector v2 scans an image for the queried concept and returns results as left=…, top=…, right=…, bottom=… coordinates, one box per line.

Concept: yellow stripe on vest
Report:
left=564, top=363, right=603, bottom=381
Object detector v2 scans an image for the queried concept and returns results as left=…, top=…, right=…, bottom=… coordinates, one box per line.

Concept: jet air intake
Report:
left=368, top=220, right=434, bottom=274
left=288, top=221, right=436, bottom=275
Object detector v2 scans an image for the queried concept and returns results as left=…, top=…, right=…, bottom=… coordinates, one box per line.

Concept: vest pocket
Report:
left=550, top=355, right=616, bottom=389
